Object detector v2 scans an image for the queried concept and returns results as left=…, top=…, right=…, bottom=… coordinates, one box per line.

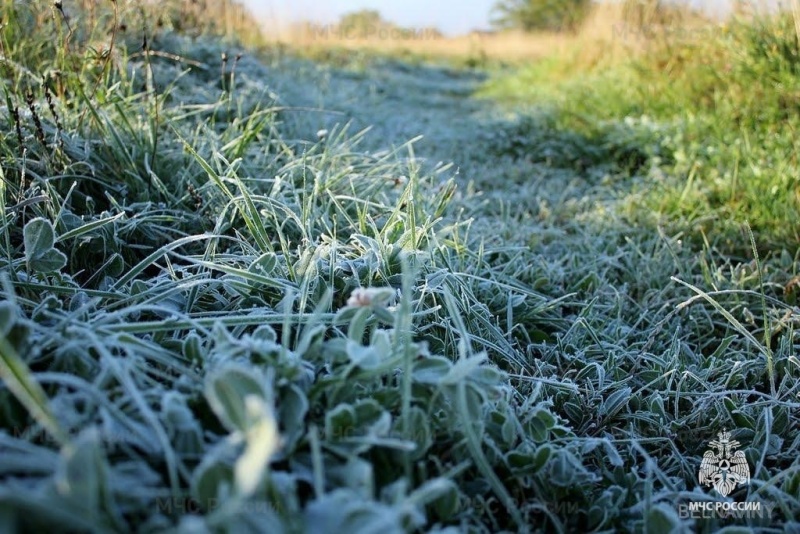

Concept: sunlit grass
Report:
left=482, top=6, right=800, bottom=252
left=262, top=0, right=712, bottom=67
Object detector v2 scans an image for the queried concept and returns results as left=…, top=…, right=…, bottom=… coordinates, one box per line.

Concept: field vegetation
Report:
left=0, top=0, right=798, bottom=532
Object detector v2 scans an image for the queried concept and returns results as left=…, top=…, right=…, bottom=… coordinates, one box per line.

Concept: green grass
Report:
left=481, top=13, right=800, bottom=254
left=1, top=1, right=799, bottom=532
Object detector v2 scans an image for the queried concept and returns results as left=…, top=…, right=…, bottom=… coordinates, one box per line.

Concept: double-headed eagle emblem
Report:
left=698, top=430, right=750, bottom=497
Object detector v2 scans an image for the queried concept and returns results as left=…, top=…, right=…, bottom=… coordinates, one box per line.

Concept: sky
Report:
left=242, top=0, right=499, bottom=35
left=242, top=0, right=755, bottom=36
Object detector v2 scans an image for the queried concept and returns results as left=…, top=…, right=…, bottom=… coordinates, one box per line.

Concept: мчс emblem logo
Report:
left=698, top=429, right=750, bottom=497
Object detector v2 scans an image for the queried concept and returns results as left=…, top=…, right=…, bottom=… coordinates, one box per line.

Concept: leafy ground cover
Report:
left=0, top=1, right=798, bottom=532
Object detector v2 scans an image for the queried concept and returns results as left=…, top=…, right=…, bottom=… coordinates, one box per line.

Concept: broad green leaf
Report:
left=531, top=444, right=552, bottom=471
left=278, top=384, right=308, bottom=449
left=249, top=253, right=278, bottom=276
left=28, top=248, right=68, bottom=273
left=408, top=478, right=459, bottom=518
left=533, top=407, right=557, bottom=429
left=549, top=450, right=581, bottom=487
left=182, top=332, right=203, bottom=362
left=394, top=406, right=431, bottom=459
left=603, top=387, right=631, bottom=419
left=602, top=440, right=624, bottom=467
left=252, top=324, right=278, bottom=343
left=528, top=415, right=549, bottom=443
left=24, top=218, right=56, bottom=261
left=645, top=503, right=682, bottom=532
left=205, top=365, right=266, bottom=433
left=23, top=218, right=67, bottom=273
left=412, top=356, right=452, bottom=384
left=191, top=455, right=234, bottom=508
left=441, top=353, right=487, bottom=386
left=325, top=404, right=357, bottom=441
left=346, top=340, right=381, bottom=369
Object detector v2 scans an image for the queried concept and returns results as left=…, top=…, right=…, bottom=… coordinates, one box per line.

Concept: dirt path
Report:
left=274, top=60, right=491, bottom=168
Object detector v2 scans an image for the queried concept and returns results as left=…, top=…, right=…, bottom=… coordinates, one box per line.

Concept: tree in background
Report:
left=337, top=9, right=442, bottom=39
left=491, top=0, right=592, bottom=32
left=339, top=9, right=387, bottom=35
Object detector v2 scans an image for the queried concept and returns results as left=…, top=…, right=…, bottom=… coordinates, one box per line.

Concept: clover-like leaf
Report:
left=191, top=453, right=234, bottom=509
left=24, top=218, right=56, bottom=259
left=204, top=365, right=266, bottom=433
left=24, top=218, right=67, bottom=273
left=29, top=249, right=68, bottom=273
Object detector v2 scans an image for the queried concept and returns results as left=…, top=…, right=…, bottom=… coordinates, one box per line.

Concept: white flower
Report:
left=346, top=287, right=395, bottom=308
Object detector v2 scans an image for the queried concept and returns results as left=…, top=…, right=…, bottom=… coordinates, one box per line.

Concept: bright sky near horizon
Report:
left=242, top=0, right=748, bottom=36
left=242, top=0, right=499, bottom=35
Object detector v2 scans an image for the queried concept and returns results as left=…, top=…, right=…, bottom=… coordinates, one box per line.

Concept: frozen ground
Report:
left=3, top=29, right=797, bottom=532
